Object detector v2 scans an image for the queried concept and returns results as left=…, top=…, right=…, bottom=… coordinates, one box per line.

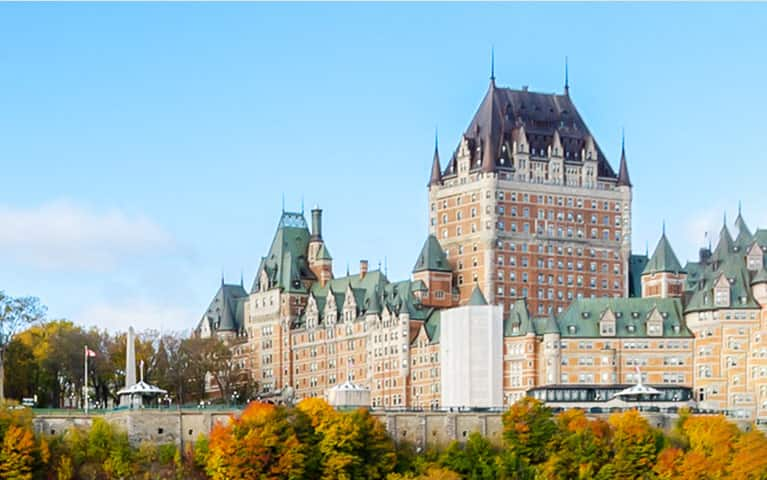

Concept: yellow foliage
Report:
left=0, top=424, right=36, bottom=480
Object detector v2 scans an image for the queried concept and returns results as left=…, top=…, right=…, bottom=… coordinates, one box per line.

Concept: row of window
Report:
left=431, top=194, right=622, bottom=212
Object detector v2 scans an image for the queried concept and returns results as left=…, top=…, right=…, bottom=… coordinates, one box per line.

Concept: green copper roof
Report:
left=252, top=212, right=315, bottom=294
left=424, top=309, right=441, bottom=344
left=643, top=233, right=683, bottom=275
left=713, top=224, right=734, bottom=261
left=317, top=243, right=332, bottom=261
left=628, top=254, right=649, bottom=297
left=557, top=298, right=691, bottom=338
left=752, top=267, right=767, bottom=285
left=734, top=213, right=752, bottom=247
left=685, top=253, right=760, bottom=312
left=504, top=299, right=534, bottom=337
left=199, top=284, right=248, bottom=333
left=468, top=285, right=488, bottom=305
left=412, top=235, right=451, bottom=273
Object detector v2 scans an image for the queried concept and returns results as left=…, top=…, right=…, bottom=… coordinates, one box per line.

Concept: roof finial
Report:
left=346, top=262, right=350, bottom=277
left=645, top=240, right=649, bottom=257
left=738, top=200, right=742, bottom=216
left=221, top=269, right=224, bottom=287
left=621, top=127, right=625, bottom=154
left=723, top=211, right=727, bottom=226
left=662, top=220, right=666, bottom=236
left=434, top=126, right=439, bottom=152
left=281, top=193, right=285, bottom=213
left=564, top=56, right=569, bottom=95
left=301, top=195, right=304, bottom=215
left=240, top=271, right=244, bottom=288
left=490, top=46, right=495, bottom=83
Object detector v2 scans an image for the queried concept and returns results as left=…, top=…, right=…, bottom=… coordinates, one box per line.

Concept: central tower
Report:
left=427, top=74, right=632, bottom=316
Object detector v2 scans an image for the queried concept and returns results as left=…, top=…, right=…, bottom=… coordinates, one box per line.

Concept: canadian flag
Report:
left=85, top=346, right=97, bottom=357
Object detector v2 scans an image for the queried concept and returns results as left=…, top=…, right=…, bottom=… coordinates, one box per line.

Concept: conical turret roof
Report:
left=643, top=232, right=683, bottom=275
left=412, top=235, right=451, bottom=273
left=429, top=137, right=442, bottom=186
left=617, top=142, right=631, bottom=187
left=468, top=285, right=488, bottom=306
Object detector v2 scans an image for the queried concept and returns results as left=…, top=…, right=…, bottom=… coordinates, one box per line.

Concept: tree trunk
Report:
left=0, top=350, right=5, bottom=403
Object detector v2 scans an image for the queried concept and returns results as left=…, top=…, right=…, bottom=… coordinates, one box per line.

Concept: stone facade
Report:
left=193, top=73, right=767, bottom=421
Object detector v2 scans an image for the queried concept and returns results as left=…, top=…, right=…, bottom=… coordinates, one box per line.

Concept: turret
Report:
left=308, top=206, right=333, bottom=285
left=751, top=267, right=767, bottom=305
left=641, top=227, right=686, bottom=298
left=412, top=234, right=454, bottom=308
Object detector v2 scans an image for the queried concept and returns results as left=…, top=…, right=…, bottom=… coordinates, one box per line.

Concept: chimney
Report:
left=360, top=260, right=368, bottom=279
left=311, top=206, right=322, bottom=240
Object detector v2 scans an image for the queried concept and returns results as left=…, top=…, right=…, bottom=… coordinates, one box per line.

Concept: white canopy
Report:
left=329, top=381, right=369, bottom=392
left=116, top=380, right=167, bottom=396
left=615, top=383, right=661, bottom=397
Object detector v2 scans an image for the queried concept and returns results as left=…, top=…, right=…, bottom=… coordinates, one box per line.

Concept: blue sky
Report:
left=2, top=3, right=766, bottom=332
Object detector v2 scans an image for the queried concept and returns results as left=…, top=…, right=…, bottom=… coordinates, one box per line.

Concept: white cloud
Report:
left=76, top=300, right=197, bottom=333
left=0, top=200, right=175, bottom=270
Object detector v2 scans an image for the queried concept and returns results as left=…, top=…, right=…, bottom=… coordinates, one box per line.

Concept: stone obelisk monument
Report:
left=126, top=326, right=137, bottom=387
left=120, top=326, right=137, bottom=407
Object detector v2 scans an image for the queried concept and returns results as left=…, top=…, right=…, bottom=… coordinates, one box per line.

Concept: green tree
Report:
left=0, top=292, right=46, bottom=402
left=501, top=397, right=556, bottom=465
left=440, top=432, right=498, bottom=480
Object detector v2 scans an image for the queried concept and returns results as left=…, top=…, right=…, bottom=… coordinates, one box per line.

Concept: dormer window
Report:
left=599, top=309, right=616, bottom=336
left=568, top=325, right=577, bottom=334
left=715, top=276, right=731, bottom=307
left=627, top=324, right=636, bottom=333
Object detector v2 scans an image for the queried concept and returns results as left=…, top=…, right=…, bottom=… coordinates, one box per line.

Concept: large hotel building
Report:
left=195, top=72, right=767, bottom=420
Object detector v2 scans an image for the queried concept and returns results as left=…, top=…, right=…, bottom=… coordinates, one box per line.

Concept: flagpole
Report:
left=84, top=345, right=89, bottom=415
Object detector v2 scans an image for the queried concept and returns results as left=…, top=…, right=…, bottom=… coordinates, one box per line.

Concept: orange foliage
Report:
left=727, top=429, right=767, bottom=480
left=681, top=415, right=739, bottom=478
left=206, top=401, right=306, bottom=480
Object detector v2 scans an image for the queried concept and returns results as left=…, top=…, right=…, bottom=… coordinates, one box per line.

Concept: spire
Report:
left=734, top=202, right=752, bottom=246
left=490, top=46, right=495, bottom=83
left=429, top=129, right=443, bottom=186
left=617, top=130, right=632, bottom=187
left=564, top=56, right=569, bottom=96
left=713, top=220, right=734, bottom=261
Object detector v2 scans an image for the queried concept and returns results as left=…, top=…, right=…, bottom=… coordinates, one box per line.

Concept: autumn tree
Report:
left=539, top=409, right=611, bottom=480
left=0, top=292, right=46, bottom=402
left=0, top=424, right=36, bottom=479
left=727, top=428, right=767, bottom=480
left=205, top=401, right=307, bottom=479
left=296, top=397, right=397, bottom=480
left=501, top=396, right=556, bottom=465
left=595, top=410, right=660, bottom=480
